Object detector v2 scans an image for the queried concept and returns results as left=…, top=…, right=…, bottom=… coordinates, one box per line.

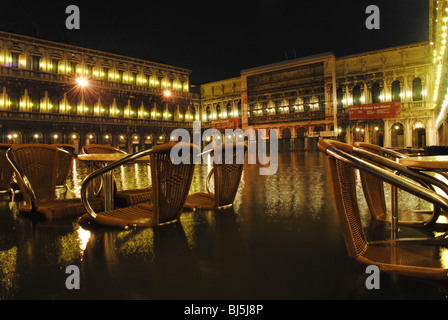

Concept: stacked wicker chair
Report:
left=319, top=139, right=448, bottom=280
left=353, top=142, right=448, bottom=228
left=78, top=142, right=198, bottom=229
left=82, top=144, right=152, bottom=207
left=7, top=144, right=104, bottom=220
left=184, top=143, right=247, bottom=210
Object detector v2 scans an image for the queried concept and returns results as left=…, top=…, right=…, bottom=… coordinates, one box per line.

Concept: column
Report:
left=383, top=120, right=391, bottom=148
left=405, top=118, right=412, bottom=148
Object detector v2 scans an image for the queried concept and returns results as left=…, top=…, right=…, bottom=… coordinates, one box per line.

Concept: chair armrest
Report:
left=205, top=168, right=214, bottom=194
left=353, top=146, right=448, bottom=195
left=327, top=145, right=448, bottom=214
left=81, top=148, right=155, bottom=219
left=6, top=148, right=38, bottom=211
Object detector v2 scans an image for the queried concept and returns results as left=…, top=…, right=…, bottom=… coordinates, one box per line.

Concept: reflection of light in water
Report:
left=116, top=228, right=154, bottom=260
left=71, top=159, right=81, bottom=197
left=180, top=211, right=199, bottom=249
left=440, top=248, right=448, bottom=269
left=134, top=163, right=140, bottom=189
left=120, top=166, right=125, bottom=188
left=113, top=163, right=151, bottom=191
left=0, top=247, right=17, bottom=298
left=232, top=170, right=244, bottom=210
left=77, top=226, right=91, bottom=260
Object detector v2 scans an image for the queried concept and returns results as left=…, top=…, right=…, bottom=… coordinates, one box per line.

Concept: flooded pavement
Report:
left=1, top=150, right=448, bottom=300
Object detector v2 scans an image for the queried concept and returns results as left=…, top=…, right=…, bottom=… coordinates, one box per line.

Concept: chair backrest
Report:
left=7, top=144, right=60, bottom=208
left=55, top=144, right=76, bottom=186
left=318, top=140, right=368, bottom=257
left=0, top=144, right=13, bottom=192
left=209, top=143, right=247, bottom=207
left=83, top=144, right=126, bottom=154
left=150, top=142, right=198, bottom=224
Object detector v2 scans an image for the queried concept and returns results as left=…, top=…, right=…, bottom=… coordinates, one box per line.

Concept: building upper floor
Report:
left=199, top=43, right=434, bottom=127
left=0, top=31, right=194, bottom=98
left=0, top=30, right=436, bottom=129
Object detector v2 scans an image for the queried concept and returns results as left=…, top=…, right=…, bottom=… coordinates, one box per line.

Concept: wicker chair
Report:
left=55, top=144, right=76, bottom=191
left=319, top=139, right=448, bottom=280
left=7, top=144, right=104, bottom=220
left=184, top=143, right=247, bottom=210
left=0, top=144, right=14, bottom=198
left=82, top=144, right=152, bottom=207
left=78, top=142, right=198, bottom=229
left=353, top=142, right=448, bottom=228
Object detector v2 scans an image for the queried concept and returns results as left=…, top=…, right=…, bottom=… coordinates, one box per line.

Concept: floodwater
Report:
left=1, top=150, right=448, bottom=301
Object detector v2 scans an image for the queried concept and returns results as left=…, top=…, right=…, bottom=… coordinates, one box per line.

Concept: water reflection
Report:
left=1, top=150, right=448, bottom=299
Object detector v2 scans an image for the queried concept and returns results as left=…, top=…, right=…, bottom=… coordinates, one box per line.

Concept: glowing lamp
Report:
left=76, top=77, right=88, bottom=87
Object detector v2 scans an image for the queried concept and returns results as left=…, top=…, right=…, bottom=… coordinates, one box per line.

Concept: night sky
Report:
left=0, top=0, right=429, bottom=84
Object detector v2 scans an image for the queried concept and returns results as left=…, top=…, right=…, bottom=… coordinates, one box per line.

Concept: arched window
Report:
left=392, top=80, right=401, bottom=101
left=371, top=82, right=381, bottom=104
left=353, top=85, right=362, bottom=105
left=412, top=78, right=423, bottom=101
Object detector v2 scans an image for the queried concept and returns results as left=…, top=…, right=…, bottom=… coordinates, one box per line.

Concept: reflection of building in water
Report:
left=201, top=43, right=433, bottom=150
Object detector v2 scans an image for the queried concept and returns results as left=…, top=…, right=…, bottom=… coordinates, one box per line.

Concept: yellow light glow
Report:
left=76, top=77, right=88, bottom=87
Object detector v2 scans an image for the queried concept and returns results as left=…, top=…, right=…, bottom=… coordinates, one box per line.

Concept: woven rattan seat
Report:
left=319, top=139, right=448, bottom=280
left=82, top=144, right=152, bottom=207
left=78, top=142, right=198, bottom=229
left=7, top=144, right=104, bottom=220
left=353, top=142, right=448, bottom=228
left=0, top=144, right=13, bottom=197
left=184, top=143, right=247, bottom=210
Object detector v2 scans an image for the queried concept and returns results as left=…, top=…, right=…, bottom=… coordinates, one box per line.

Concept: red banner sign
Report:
left=211, top=118, right=240, bottom=131
left=348, top=101, right=401, bottom=120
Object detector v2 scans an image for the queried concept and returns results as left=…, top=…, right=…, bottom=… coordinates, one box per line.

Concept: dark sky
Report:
left=0, top=1, right=429, bottom=84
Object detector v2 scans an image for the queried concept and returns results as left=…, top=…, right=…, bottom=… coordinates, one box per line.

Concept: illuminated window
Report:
left=11, top=52, right=19, bottom=68
left=371, top=83, right=381, bottom=104
left=32, top=56, right=40, bottom=71
left=392, top=80, right=401, bottom=102
left=353, top=85, right=362, bottom=105
left=412, top=78, right=423, bottom=102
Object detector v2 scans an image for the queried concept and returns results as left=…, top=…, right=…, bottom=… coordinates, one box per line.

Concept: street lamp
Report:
left=76, top=77, right=89, bottom=87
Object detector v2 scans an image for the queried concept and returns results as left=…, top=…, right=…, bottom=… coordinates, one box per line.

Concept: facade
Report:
left=200, top=77, right=241, bottom=122
left=430, top=0, right=448, bottom=145
left=336, top=42, right=434, bottom=149
left=201, top=43, right=434, bottom=150
left=0, top=31, right=201, bottom=153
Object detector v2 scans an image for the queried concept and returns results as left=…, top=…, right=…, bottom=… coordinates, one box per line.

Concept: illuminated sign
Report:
left=211, top=117, right=240, bottom=131
left=348, top=101, right=401, bottom=120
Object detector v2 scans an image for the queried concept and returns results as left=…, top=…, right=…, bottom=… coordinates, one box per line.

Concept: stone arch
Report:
left=391, top=122, right=405, bottom=148
left=412, top=120, right=426, bottom=148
